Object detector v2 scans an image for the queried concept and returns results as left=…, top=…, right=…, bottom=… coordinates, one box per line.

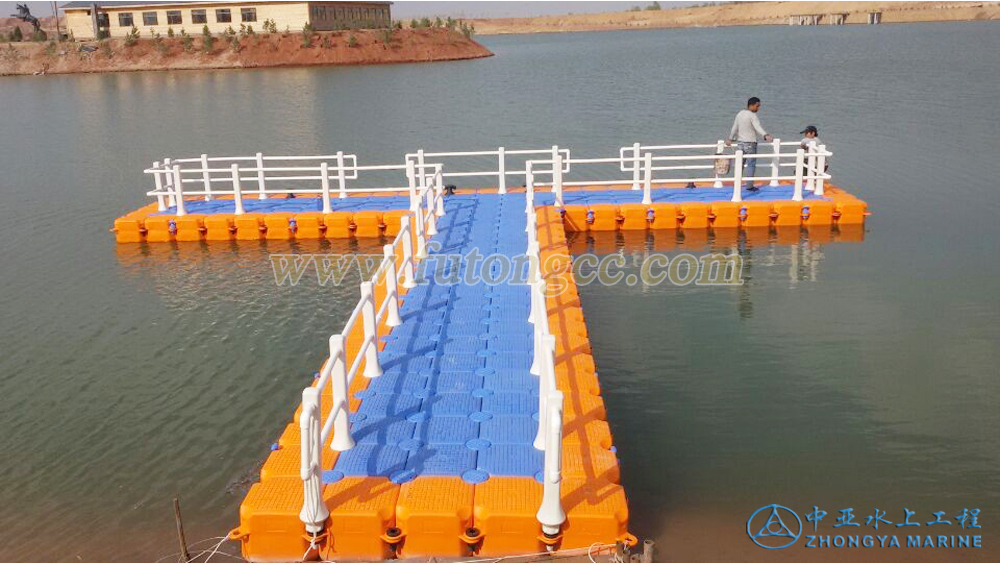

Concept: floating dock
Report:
left=114, top=144, right=866, bottom=560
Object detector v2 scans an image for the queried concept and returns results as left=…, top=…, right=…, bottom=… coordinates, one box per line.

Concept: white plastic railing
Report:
left=525, top=204, right=566, bottom=539
left=405, top=146, right=570, bottom=194
left=527, top=142, right=831, bottom=205
left=297, top=178, right=444, bottom=534
left=144, top=154, right=438, bottom=216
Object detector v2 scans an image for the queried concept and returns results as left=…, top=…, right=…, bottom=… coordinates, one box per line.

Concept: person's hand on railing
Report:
left=764, top=134, right=774, bottom=142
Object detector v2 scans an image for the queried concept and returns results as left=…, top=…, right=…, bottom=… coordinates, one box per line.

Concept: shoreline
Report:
left=470, top=1, right=1000, bottom=36
left=0, top=28, right=492, bottom=77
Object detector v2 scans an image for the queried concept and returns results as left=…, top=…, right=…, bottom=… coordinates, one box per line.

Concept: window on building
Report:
left=241, top=7, right=257, bottom=22
left=142, top=12, right=158, bottom=26
left=118, top=12, right=134, bottom=27
left=191, top=9, right=207, bottom=24
left=97, top=13, right=110, bottom=27
left=166, top=10, right=182, bottom=25
left=215, top=8, right=231, bottom=23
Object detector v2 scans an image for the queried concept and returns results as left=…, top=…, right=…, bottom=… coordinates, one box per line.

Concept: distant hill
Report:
left=471, top=1, right=1000, bottom=35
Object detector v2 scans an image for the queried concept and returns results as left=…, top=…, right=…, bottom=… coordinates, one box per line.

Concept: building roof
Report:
left=61, top=1, right=390, bottom=10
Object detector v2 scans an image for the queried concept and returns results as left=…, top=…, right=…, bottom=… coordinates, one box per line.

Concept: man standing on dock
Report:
left=726, top=97, right=773, bottom=191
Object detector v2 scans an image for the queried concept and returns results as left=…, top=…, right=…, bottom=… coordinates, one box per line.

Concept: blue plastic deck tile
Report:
left=435, top=353, right=485, bottom=372
left=334, top=444, right=409, bottom=477
left=435, top=337, right=484, bottom=356
left=484, top=353, right=534, bottom=371
left=479, top=415, right=537, bottom=445
left=427, top=371, right=485, bottom=393
left=477, top=444, right=542, bottom=477
left=482, top=392, right=537, bottom=416
left=355, top=393, right=423, bottom=418
left=366, top=371, right=430, bottom=394
left=480, top=368, right=537, bottom=392
left=404, top=444, right=478, bottom=476
left=487, top=334, right=535, bottom=352
left=412, top=415, right=480, bottom=445
left=421, top=392, right=482, bottom=416
left=352, top=417, right=417, bottom=445
left=379, top=353, right=434, bottom=374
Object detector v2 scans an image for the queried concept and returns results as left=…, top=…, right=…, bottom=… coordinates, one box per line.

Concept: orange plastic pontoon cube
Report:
left=618, top=203, right=650, bottom=231
left=562, top=207, right=590, bottom=232
left=264, top=214, right=294, bottom=240
left=237, top=477, right=312, bottom=563
left=772, top=201, right=803, bottom=228
left=143, top=216, right=175, bottom=243
left=680, top=203, right=710, bottom=229
left=174, top=216, right=204, bottom=242
left=204, top=216, right=234, bottom=240
left=324, top=212, right=354, bottom=239
left=559, top=477, right=632, bottom=550
left=589, top=203, right=619, bottom=231
left=235, top=214, right=265, bottom=240
left=473, top=477, right=544, bottom=556
left=648, top=203, right=679, bottom=230
left=711, top=201, right=742, bottom=229
left=395, top=477, right=475, bottom=559
left=742, top=201, right=773, bottom=228
left=294, top=213, right=324, bottom=239
left=354, top=211, right=382, bottom=238
left=321, top=477, right=400, bottom=561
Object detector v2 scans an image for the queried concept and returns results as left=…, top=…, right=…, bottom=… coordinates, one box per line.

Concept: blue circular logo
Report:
left=747, top=504, right=802, bottom=549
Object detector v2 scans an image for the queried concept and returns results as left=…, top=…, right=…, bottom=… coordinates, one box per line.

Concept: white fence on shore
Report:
left=143, top=140, right=832, bottom=215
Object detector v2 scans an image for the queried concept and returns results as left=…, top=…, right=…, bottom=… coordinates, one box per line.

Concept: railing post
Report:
left=525, top=161, right=535, bottom=213
left=631, top=142, right=641, bottom=190
left=815, top=144, right=827, bottom=196
left=527, top=241, right=540, bottom=324
left=497, top=146, right=507, bottom=194
left=298, top=387, right=328, bottom=534
left=383, top=244, right=402, bottom=327
left=400, top=216, right=417, bottom=289
left=713, top=140, right=725, bottom=188
left=806, top=145, right=817, bottom=191
left=152, top=161, right=167, bottom=212
left=529, top=280, right=545, bottom=377
left=336, top=151, right=347, bottom=199
left=231, top=164, right=245, bottom=216
left=769, top=138, right=781, bottom=186
left=417, top=149, right=427, bottom=192
left=360, top=281, right=382, bottom=378
left=255, top=152, right=267, bottom=200
left=434, top=169, right=445, bottom=217
left=536, top=390, right=566, bottom=537
left=424, top=187, right=438, bottom=236
left=731, top=151, right=743, bottom=203
left=642, top=152, right=653, bottom=205
left=414, top=207, right=427, bottom=259
left=533, top=334, right=557, bottom=451
left=200, top=154, right=212, bottom=201
left=172, top=165, right=187, bottom=216
left=553, top=152, right=564, bottom=208
left=164, top=158, right=176, bottom=208
left=328, top=335, right=355, bottom=451
left=320, top=162, right=333, bottom=214
left=793, top=148, right=805, bottom=201
left=406, top=159, right=418, bottom=211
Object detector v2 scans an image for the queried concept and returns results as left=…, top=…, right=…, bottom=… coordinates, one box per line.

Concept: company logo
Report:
left=747, top=504, right=802, bottom=549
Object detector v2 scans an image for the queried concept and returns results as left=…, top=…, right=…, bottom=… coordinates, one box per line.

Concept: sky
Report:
left=2, top=1, right=681, bottom=20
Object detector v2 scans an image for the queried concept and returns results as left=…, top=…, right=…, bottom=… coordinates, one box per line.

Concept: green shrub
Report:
left=180, top=28, right=193, bottom=51
left=446, top=17, right=456, bottom=31
left=301, top=22, right=315, bottom=47
left=44, top=40, right=56, bottom=56
left=410, top=19, right=418, bottom=29
left=646, top=1, right=662, bottom=10
left=419, top=17, right=431, bottom=28
left=123, top=26, right=139, bottom=46
left=321, top=35, right=332, bottom=48
left=167, top=27, right=175, bottom=38
left=348, top=34, right=357, bottom=47
left=11, top=27, right=23, bottom=42
left=380, top=28, right=392, bottom=45
left=201, top=25, right=214, bottom=51
left=31, top=29, right=47, bottom=42
left=434, top=17, right=443, bottom=28
left=229, top=35, right=241, bottom=52
left=99, top=39, right=112, bottom=58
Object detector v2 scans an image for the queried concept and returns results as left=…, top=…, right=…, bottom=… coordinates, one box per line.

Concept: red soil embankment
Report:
left=0, top=28, right=492, bottom=76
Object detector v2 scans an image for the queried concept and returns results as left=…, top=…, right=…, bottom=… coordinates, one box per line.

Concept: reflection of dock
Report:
left=789, top=11, right=882, bottom=25
left=113, top=143, right=866, bottom=561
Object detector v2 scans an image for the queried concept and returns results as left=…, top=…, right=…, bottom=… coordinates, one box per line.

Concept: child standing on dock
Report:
left=725, top=97, right=773, bottom=191
left=800, top=125, right=829, bottom=171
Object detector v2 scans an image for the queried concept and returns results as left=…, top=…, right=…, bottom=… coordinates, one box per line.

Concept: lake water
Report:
left=1, top=22, right=998, bottom=562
